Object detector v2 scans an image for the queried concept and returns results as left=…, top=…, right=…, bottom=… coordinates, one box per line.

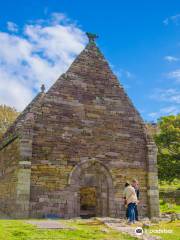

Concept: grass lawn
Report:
left=0, top=219, right=137, bottom=240
left=160, top=199, right=180, bottom=214
left=159, top=179, right=180, bottom=191
left=147, top=220, right=180, bottom=240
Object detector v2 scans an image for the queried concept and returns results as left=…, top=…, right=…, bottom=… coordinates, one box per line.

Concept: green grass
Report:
left=0, top=219, right=137, bottom=240
left=147, top=220, right=180, bottom=240
left=0, top=218, right=180, bottom=240
left=159, top=179, right=180, bottom=191
left=160, top=199, right=180, bottom=213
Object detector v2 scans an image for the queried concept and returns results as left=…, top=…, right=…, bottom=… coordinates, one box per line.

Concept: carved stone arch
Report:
left=67, top=159, right=115, bottom=218
left=68, top=159, right=113, bottom=186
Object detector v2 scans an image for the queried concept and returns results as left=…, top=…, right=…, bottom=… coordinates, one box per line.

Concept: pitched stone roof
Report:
left=0, top=36, right=148, bottom=148
left=0, top=91, right=45, bottom=148
left=46, top=41, right=144, bottom=125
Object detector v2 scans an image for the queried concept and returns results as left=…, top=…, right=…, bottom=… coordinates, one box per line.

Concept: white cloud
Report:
left=114, top=68, right=134, bottom=79
left=163, top=14, right=180, bottom=26
left=148, top=112, right=158, bottom=118
left=150, top=88, right=180, bottom=104
left=148, top=106, right=179, bottom=119
left=7, top=21, right=18, bottom=32
left=51, top=12, right=69, bottom=24
left=164, top=55, right=179, bottom=62
left=0, top=13, right=87, bottom=111
left=160, top=106, right=179, bottom=114
left=167, top=69, right=180, bottom=83
left=149, top=88, right=180, bottom=120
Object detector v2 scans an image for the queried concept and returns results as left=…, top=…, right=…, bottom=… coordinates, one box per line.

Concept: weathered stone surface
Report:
left=98, top=217, right=162, bottom=240
left=26, top=220, right=74, bottom=229
left=0, top=38, right=159, bottom=218
left=0, top=139, right=20, bottom=216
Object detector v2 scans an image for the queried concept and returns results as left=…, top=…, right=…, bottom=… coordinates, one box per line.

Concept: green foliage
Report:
left=0, top=105, right=19, bottom=139
left=155, top=114, right=180, bottom=182
left=159, top=179, right=180, bottom=191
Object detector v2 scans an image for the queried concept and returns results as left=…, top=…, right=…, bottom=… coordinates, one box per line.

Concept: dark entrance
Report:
left=78, top=164, right=109, bottom=218
left=80, top=187, right=97, bottom=218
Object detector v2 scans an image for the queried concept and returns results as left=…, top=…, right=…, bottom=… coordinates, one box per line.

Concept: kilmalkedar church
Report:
left=0, top=33, right=159, bottom=218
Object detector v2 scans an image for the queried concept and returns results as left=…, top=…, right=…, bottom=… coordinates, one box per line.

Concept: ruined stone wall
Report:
left=0, top=138, right=20, bottom=216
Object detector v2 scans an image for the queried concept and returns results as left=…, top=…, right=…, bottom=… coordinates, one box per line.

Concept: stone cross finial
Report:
left=41, top=84, right=45, bottom=93
left=86, top=32, right=98, bottom=43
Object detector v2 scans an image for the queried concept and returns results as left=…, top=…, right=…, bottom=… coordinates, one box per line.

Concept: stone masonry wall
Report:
left=29, top=43, right=150, bottom=218
left=0, top=138, right=20, bottom=216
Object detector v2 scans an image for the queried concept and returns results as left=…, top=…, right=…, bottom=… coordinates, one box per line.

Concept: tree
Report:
left=0, top=105, right=19, bottom=139
left=154, top=114, right=180, bottom=182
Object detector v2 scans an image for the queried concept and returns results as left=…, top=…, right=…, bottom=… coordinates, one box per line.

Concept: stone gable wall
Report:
left=29, top=43, right=151, bottom=218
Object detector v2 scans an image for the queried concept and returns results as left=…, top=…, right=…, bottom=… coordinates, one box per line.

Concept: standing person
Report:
left=123, top=181, right=138, bottom=224
left=123, top=182, right=130, bottom=219
left=132, top=179, right=140, bottom=221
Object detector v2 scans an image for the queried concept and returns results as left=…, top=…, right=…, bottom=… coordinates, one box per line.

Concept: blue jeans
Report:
left=127, top=203, right=136, bottom=222
left=134, top=204, right=138, bottom=220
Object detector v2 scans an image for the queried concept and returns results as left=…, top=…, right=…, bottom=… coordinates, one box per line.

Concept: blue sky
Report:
left=0, top=0, right=180, bottom=121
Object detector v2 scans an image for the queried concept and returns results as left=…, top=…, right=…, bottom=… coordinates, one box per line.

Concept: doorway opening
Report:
left=68, top=160, right=115, bottom=218
left=80, top=187, right=97, bottom=218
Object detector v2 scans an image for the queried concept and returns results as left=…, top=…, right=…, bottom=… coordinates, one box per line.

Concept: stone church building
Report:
left=0, top=34, right=159, bottom=219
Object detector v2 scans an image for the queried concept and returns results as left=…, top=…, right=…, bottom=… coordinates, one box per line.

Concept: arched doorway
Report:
left=68, top=159, right=115, bottom=218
